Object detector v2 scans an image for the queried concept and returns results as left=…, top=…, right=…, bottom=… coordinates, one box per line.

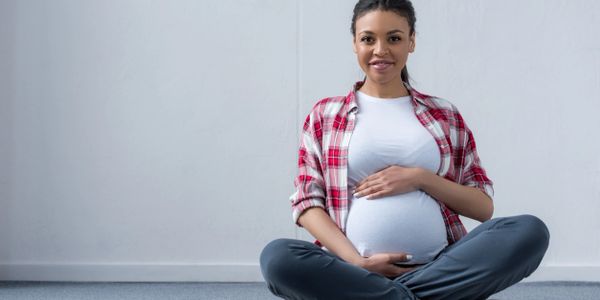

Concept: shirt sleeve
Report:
left=456, top=113, right=495, bottom=200
left=290, top=111, right=327, bottom=227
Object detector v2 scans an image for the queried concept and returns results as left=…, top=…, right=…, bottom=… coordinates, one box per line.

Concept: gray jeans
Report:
left=259, top=214, right=550, bottom=300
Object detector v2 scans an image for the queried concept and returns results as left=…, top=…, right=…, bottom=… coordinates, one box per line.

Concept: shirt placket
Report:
left=338, top=109, right=357, bottom=234
left=414, top=104, right=450, bottom=177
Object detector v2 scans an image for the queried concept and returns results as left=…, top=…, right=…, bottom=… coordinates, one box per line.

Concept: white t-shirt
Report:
left=345, top=91, right=448, bottom=265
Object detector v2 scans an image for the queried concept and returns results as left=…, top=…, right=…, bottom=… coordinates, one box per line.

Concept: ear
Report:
left=352, top=36, right=357, bottom=53
left=409, top=33, right=416, bottom=53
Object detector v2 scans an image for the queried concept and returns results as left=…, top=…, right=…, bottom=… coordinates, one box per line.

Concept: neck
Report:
left=359, top=78, right=409, bottom=98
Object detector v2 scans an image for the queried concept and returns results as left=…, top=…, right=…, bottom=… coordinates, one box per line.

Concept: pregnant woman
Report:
left=260, top=1, right=550, bottom=299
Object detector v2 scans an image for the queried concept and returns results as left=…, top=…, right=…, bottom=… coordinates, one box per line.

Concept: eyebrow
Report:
left=360, top=29, right=405, bottom=35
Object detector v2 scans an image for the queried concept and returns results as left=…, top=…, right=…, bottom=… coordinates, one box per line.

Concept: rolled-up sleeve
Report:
left=290, top=112, right=327, bottom=227
left=458, top=120, right=494, bottom=200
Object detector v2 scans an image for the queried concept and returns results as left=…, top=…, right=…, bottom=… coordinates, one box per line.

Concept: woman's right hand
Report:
left=357, top=252, right=416, bottom=278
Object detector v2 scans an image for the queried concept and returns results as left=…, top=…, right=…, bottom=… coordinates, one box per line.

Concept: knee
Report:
left=259, top=238, right=297, bottom=282
left=511, top=214, right=550, bottom=255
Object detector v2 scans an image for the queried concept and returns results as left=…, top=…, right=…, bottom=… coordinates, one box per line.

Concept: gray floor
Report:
left=0, top=281, right=599, bottom=299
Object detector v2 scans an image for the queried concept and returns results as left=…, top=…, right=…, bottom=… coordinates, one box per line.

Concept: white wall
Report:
left=0, top=0, right=599, bottom=282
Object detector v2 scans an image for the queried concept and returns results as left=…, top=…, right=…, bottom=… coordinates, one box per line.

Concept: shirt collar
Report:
left=345, top=81, right=431, bottom=114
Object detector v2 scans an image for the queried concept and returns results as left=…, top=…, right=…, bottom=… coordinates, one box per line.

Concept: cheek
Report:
left=394, top=50, right=410, bottom=62
left=360, top=53, right=370, bottom=63
left=356, top=51, right=369, bottom=65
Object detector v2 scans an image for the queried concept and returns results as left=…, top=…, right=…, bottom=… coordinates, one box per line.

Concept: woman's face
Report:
left=353, top=10, right=415, bottom=86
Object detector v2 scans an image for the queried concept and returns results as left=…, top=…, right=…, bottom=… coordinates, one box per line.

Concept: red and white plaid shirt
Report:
left=290, top=81, right=494, bottom=247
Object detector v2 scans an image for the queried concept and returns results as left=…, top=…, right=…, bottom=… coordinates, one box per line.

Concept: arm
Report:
left=417, top=169, right=493, bottom=222
left=297, top=207, right=364, bottom=265
left=419, top=110, right=494, bottom=222
left=291, top=110, right=363, bottom=264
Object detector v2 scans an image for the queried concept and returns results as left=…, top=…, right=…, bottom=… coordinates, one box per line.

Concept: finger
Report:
left=355, top=180, right=364, bottom=190
left=366, top=189, right=389, bottom=200
left=388, top=252, right=413, bottom=263
left=387, top=265, right=415, bottom=278
left=356, top=184, right=383, bottom=198
left=356, top=179, right=370, bottom=191
left=359, top=183, right=387, bottom=197
left=357, top=177, right=384, bottom=193
left=353, top=182, right=364, bottom=194
left=390, top=264, right=415, bottom=272
left=358, top=172, right=380, bottom=187
left=353, top=185, right=368, bottom=197
left=354, top=186, right=372, bottom=198
left=353, top=182, right=365, bottom=194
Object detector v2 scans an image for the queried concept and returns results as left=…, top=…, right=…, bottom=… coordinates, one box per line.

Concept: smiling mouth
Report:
left=370, top=61, right=394, bottom=71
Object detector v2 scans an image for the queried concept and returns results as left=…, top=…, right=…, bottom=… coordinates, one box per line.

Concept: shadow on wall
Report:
left=0, top=0, right=16, bottom=261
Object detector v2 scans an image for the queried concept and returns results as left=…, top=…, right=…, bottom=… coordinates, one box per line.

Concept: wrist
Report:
left=348, top=256, right=367, bottom=268
left=414, top=167, right=430, bottom=190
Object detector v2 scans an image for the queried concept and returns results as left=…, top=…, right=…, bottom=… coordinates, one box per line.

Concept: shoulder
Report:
left=427, top=96, right=458, bottom=112
left=303, top=95, right=348, bottom=123
left=412, top=88, right=464, bottom=121
left=311, top=95, right=348, bottom=117
left=412, top=88, right=458, bottom=112
left=301, top=95, right=347, bottom=134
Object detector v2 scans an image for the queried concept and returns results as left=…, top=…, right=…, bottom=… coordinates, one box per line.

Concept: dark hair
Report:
left=351, top=0, right=416, bottom=83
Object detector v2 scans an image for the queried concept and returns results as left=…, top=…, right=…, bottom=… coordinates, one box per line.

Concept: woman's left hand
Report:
left=353, top=165, right=424, bottom=200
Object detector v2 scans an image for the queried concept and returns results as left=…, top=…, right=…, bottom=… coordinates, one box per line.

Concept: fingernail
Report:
left=406, top=255, right=413, bottom=260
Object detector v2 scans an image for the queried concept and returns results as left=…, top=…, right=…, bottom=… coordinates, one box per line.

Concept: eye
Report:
left=360, top=36, right=374, bottom=43
left=389, top=36, right=402, bottom=42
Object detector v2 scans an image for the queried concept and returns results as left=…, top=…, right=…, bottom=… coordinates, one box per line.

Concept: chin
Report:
left=367, top=75, right=397, bottom=85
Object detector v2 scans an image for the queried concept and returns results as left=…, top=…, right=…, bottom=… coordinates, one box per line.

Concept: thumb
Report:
left=389, top=252, right=413, bottom=263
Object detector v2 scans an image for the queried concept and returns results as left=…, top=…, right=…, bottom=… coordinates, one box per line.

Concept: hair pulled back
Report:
left=351, top=0, right=416, bottom=83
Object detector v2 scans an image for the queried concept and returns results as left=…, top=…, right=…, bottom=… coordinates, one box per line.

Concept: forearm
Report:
left=297, top=207, right=364, bottom=266
left=417, top=169, right=493, bottom=222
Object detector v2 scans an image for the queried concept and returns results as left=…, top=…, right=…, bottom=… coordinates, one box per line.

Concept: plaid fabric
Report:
left=290, top=81, right=494, bottom=246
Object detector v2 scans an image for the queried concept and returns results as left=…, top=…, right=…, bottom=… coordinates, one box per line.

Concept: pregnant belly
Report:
left=345, top=190, right=448, bottom=264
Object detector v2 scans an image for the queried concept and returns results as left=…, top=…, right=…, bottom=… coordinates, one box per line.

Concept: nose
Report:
left=374, top=40, right=389, bottom=56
